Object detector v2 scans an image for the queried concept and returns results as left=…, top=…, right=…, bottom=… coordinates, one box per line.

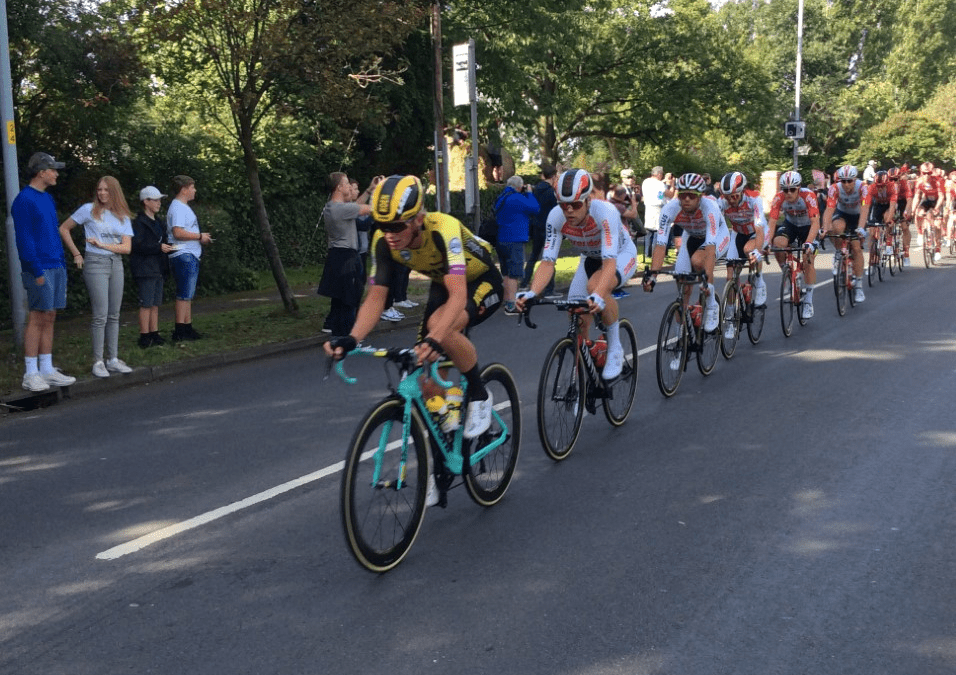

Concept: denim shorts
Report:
left=169, top=252, right=200, bottom=300
left=136, top=276, right=165, bottom=307
left=21, top=266, right=67, bottom=311
left=495, top=241, right=525, bottom=279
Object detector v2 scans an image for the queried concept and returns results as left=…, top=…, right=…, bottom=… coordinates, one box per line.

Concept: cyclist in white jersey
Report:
left=822, top=165, right=870, bottom=303
left=516, top=169, right=637, bottom=381
left=767, top=170, right=821, bottom=319
left=642, top=173, right=731, bottom=333
left=717, top=171, right=768, bottom=307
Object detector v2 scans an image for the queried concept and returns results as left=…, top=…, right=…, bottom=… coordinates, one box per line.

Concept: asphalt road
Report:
left=2, top=249, right=955, bottom=675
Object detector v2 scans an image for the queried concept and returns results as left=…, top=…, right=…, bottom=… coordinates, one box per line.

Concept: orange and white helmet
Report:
left=555, top=169, right=593, bottom=203
left=779, top=171, right=802, bottom=189
left=719, top=171, right=747, bottom=196
left=835, top=165, right=858, bottom=181
left=919, top=161, right=935, bottom=175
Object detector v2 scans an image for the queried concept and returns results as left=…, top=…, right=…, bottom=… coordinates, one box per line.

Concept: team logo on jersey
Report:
left=400, top=250, right=412, bottom=262
left=449, top=237, right=463, bottom=255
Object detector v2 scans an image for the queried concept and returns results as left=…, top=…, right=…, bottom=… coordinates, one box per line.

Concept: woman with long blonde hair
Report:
left=59, top=176, right=135, bottom=378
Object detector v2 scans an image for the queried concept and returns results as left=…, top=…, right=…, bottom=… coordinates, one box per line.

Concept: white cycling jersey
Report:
left=542, top=198, right=632, bottom=261
left=657, top=195, right=732, bottom=274
left=718, top=193, right=769, bottom=242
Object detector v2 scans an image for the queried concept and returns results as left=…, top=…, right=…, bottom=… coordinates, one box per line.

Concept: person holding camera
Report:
left=492, top=175, right=539, bottom=314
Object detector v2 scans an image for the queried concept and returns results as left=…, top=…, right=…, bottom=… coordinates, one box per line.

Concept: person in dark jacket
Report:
left=523, top=163, right=558, bottom=297
left=131, top=186, right=175, bottom=347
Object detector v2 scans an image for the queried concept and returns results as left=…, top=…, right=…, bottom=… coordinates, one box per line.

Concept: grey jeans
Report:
left=83, top=253, right=125, bottom=362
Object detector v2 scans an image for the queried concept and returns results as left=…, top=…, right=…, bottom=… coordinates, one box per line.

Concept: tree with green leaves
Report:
left=149, top=0, right=429, bottom=313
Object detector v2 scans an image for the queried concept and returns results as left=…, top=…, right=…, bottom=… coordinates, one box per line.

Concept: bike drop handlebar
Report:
left=517, top=298, right=590, bottom=330
left=325, top=345, right=455, bottom=388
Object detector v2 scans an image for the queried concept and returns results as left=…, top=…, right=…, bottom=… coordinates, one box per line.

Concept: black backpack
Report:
left=478, top=191, right=508, bottom=245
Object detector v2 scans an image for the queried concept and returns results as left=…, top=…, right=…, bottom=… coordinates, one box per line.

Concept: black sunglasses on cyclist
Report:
left=783, top=187, right=799, bottom=193
left=378, top=219, right=411, bottom=233
left=840, top=179, right=854, bottom=184
left=559, top=200, right=585, bottom=211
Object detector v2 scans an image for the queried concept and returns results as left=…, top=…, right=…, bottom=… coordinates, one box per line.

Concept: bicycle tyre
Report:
left=747, top=302, right=765, bottom=345
left=464, top=363, right=521, bottom=506
left=867, top=238, right=878, bottom=287
left=923, top=229, right=933, bottom=267
left=341, top=396, right=428, bottom=573
left=780, top=268, right=795, bottom=336
left=720, top=281, right=742, bottom=359
left=697, top=310, right=720, bottom=376
left=796, top=275, right=809, bottom=327
left=537, top=337, right=585, bottom=461
left=888, top=240, right=897, bottom=276
left=602, top=318, right=638, bottom=426
left=834, top=258, right=848, bottom=316
left=656, top=301, right=687, bottom=398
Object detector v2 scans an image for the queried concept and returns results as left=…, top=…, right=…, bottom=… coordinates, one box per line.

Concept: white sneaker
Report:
left=753, top=281, right=767, bottom=306
left=92, top=360, right=110, bottom=378
left=703, top=303, right=719, bottom=332
left=602, top=344, right=625, bottom=380
left=903, top=256, right=911, bottom=267
left=425, top=474, right=439, bottom=507
left=934, top=251, right=941, bottom=262
left=106, top=358, right=132, bottom=374
left=463, top=392, right=494, bottom=439
left=42, top=368, right=76, bottom=387
left=854, top=287, right=865, bottom=303
left=394, top=299, right=418, bottom=308
left=379, top=307, right=403, bottom=322
left=22, top=372, right=51, bottom=392
left=801, top=302, right=814, bottom=319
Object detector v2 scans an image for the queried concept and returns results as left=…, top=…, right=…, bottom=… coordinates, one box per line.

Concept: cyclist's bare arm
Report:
left=515, top=260, right=556, bottom=312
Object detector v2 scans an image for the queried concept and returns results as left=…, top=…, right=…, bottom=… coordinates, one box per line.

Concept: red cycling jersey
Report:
left=768, top=188, right=820, bottom=227
left=914, top=175, right=941, bottom=201
left=863, top=181, right=898, bottom=205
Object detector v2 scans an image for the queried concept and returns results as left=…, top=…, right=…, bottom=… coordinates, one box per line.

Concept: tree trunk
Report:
left=238, top=125, right=299, bottom=314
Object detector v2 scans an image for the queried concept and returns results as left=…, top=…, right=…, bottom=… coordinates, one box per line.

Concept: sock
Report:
left=463, top=365, right=488, bottom=402
left=38, top=353, right=53, bottom=374
left=25, top=356, right=39, bottom=376
left=605, top=321, right=621, bottom=350
left=806, top=288, right=814, bottom=302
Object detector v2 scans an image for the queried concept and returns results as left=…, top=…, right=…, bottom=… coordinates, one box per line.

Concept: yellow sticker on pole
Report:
left=7, top=121, right=15, bottom=144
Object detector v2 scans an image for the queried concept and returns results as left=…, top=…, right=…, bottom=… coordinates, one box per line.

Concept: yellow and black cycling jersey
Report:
left=369, top=211, right=496, bottom=285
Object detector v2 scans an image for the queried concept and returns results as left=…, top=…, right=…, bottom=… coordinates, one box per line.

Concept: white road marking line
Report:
left=99, top=400, right=516, bottom=560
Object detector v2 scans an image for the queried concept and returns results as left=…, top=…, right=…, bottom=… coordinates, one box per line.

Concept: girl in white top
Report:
left=60, top=176, right=135, bottom=378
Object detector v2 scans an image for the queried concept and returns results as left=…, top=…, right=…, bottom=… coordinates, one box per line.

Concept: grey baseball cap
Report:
left=27, top=152, right=65, bottom=174
left=140, top=185, right=167, bottom=201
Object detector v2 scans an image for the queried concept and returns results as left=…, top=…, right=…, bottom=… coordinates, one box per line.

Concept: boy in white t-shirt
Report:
left=167, top=175, right=213, bottom=341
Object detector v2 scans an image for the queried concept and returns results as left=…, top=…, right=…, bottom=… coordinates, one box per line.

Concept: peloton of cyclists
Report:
left=716, top=171, right=768, bottom=309
left=515, top=168, right=638, bottom=382
left=767, top=170, right=821, bottom=319
left=641, top=172, right=732, bottom=332
left=822, top=165, right=870, bottom=304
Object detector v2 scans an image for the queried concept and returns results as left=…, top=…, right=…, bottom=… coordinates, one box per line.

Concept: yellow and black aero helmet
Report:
left=371, top=175, right=424, bottom=223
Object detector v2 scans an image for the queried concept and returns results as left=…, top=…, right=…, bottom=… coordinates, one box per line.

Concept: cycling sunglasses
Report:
left=378, top=219, right=411, bottom=233
left=840, top=179, right=854, bottom=184
left=783, top=187, right=800, bottom=193
left=559, top=200, right=586, bottom=211
left=677, top=192, right=701, bottom=200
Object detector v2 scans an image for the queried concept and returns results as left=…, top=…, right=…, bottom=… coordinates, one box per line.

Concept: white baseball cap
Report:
left=140, top=185, right=167, bottom=201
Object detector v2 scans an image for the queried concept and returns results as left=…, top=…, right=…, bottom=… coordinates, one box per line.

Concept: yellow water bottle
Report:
left=445, top=387, right=463, bottom=431
left=425, top=395, right=451, bottom=433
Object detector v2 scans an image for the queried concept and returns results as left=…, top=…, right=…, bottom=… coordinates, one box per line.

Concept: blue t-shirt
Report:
left=12, top=185, right=64, bottom=278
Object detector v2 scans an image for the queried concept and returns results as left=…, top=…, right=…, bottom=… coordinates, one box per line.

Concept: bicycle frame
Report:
left=334, top=348, right=508, bottom=479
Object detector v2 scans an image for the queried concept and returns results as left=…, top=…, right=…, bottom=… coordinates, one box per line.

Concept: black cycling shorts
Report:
left=417, top=268, right=503, bottom=343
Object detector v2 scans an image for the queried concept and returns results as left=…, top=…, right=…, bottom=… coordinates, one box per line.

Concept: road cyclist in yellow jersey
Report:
left=324, top=174, right=504, bottom=446
left=514, top=168, right=638, bottom=382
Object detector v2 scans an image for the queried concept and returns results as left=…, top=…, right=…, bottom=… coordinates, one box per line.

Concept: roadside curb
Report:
left=1, top=315, right=422, bottom=413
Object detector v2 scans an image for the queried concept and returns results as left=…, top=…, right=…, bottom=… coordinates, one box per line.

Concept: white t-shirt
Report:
left=167, top=199, right=202, bottom=259
left=69, top=203, right=134, bottom=255
left=641, top=176, right=668, bottom=232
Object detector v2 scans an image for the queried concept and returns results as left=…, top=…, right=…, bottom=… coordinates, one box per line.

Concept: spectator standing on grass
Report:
left=317, top=172, right=382, bottom=335
left=60, top=176, right=135, bottom=378
left=130, top=186, right=175, bottom=348
left=641, top=166, right=675, bottom=259
left=523, top=162, right=558, bottom=297
left=12, top=152, right=77, bottom=392
left=493, top=175, right=539, bottom=314
left=167, top=175, right=213, bottom=342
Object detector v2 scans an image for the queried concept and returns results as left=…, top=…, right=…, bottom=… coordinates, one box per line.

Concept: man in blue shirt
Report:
left=523, top=163, right=559, bottom=298
left=13, top=152, right=76, bottom=391
left=493, top=175, right=539, bottom=313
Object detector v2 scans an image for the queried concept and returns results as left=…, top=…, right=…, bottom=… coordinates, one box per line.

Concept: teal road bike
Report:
left=330, top=346, right=521, bottom=573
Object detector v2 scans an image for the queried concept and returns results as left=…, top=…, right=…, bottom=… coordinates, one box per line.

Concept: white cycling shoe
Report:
left=753, top=282, right=767, bottom=307
left=463, top=392, right=494, bottom=439
left=703, top=303, right=720, bottom=332
left=602, top=344, right=625, bottom=381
